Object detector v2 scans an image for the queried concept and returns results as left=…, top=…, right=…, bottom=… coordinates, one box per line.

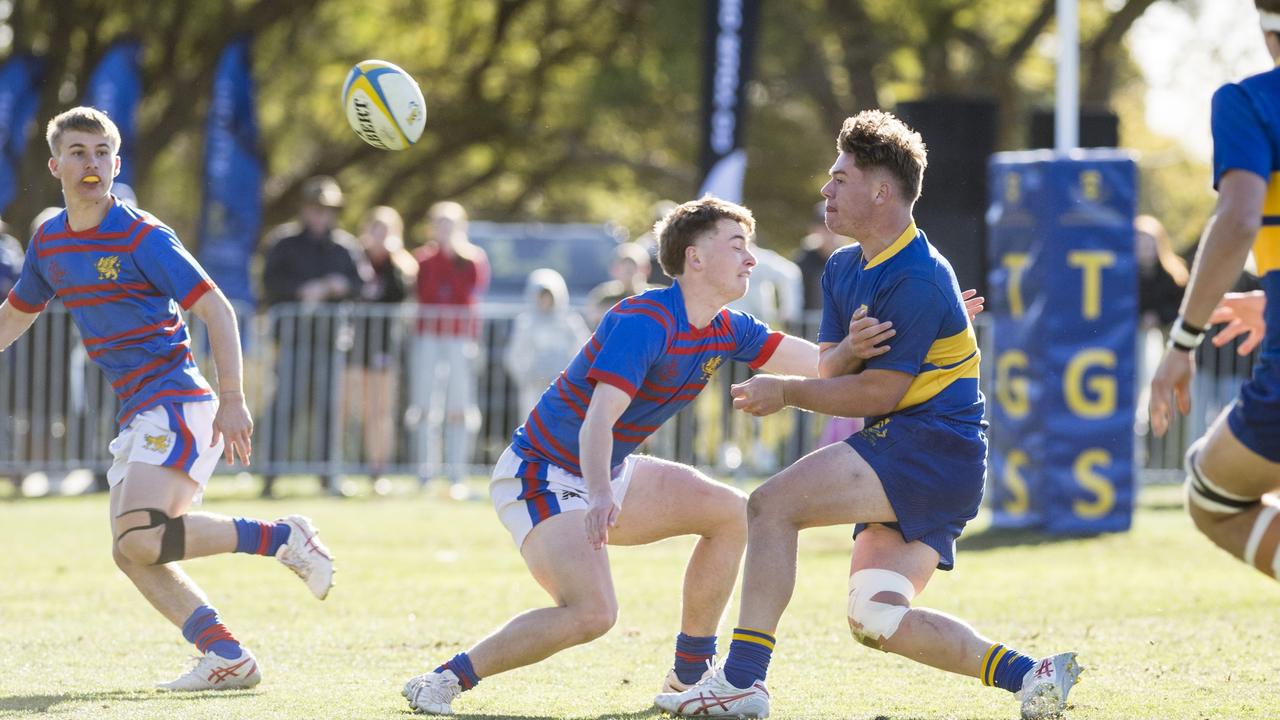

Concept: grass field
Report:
left=1, top=478, right=1276, bottom=719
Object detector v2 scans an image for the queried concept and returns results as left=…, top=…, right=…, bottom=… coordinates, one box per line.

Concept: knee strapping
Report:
left=847, top=568, right=914, bottom=647
left=115, top=508, right=186, bottom=564
left=1244, top=505, right=1280, bottom=577
left=1184, top=441, right=1261, bottom=515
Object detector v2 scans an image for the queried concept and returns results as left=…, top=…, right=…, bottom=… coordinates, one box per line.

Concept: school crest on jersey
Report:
left=700, top=355, right=724, bottom=380
left=96, top=255, right=121, bottom=281
left=143, top=433, right=171, bottom=453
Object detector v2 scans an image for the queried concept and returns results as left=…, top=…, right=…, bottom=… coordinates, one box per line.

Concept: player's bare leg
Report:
left=1186, top=407, right=1280, bottom=577
left=737, top=442, right=895, bottom=632
left=467, top=510, right=621, bottom=677
left=609, top=456, right=747, bottom=637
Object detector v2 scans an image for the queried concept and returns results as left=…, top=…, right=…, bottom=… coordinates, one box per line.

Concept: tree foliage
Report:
left=3, top=0, right=1198, bottom=254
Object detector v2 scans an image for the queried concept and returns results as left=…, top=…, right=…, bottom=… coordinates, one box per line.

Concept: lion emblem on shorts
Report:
left=858, top=418, right=890, bottom=445
left=143, top=433, right=171, bottom=453
left=96, top=255, right=121, bottom=281
left=700, top=355, right=724, bottom=380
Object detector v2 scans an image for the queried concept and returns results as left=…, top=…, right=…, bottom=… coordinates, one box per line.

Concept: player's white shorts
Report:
left=107, top=400, right=224, bottom=501
left=489, top=445, right=638, bottom=549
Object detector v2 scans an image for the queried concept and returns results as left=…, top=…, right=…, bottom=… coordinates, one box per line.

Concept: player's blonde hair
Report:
left=46, top=106, right=121, bottom=155
left=837, top=110, right=928, bottom=203
left=653, top=196, right=755, bottom=278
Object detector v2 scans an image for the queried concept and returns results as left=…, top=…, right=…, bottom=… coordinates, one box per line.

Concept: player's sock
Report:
left=981, top=643, right=1036, bottom=693
left=723, top=627, right=774, bottom=689
left=436, top=652, right=481, bottom=691
left=673, top=632, right=716, bottom=685
left=182, top=605, right=242, bottom=660
left=232, top=518, right=290, bottom=556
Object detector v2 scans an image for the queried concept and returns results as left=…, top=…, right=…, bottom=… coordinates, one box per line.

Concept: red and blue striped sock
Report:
left=436, top=652, right=481, bottom=691
left=982, top=643, right=1036, bottom=693
left=182, top=605, right=242, bottom=660
left=723, top=627, right=775, bottom=690
left=673, top=632, right=716, bottom=685
left=233, top=518, right=290, bottom=556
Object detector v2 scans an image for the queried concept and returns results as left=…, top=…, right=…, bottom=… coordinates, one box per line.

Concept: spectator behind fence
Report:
left=410, top=200, right=489, bottom=493
left=504, top=268, right=589, bottom=418
left=344, top=206, right=417, bottom=493
left=1135, top=214, right=1189, bottom=331
left=794, top=200, right=843, bottom=313
left=586, top=241, right=653, bottom=327
left=260, top=175, right=370, bottom=497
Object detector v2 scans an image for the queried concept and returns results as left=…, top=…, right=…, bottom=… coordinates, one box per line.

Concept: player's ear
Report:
left=48, top=156, right=60, bottom=179
left=685, top=244, right=702, bottom=272
left=112, top=155, right=121, bottom=178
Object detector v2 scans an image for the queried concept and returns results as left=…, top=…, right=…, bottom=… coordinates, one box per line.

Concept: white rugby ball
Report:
left=342, top=59, right=426, bottom=150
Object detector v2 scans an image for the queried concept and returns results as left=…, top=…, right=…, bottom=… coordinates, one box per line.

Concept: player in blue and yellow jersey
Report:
left=1149, top=1, right=1280, bottom=592
left=401, top=196, right=959, bottom=715
left=0, top=107, right=335, bottom=691
left=657, top=111, right=1080, bottom=720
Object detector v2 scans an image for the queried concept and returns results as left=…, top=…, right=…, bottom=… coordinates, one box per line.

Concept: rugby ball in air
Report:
left=342, top=59, right=426, bottom=150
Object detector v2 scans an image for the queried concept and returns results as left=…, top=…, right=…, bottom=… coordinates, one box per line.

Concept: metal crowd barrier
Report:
left=0, top=302, right=1255, bottom=488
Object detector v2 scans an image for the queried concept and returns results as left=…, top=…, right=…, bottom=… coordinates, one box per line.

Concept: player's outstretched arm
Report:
left=189, top=289, right=253, bottom=465
left=1209, top=290, right=1266, bottom=355
left=731, top=367, right=912, bottom=418
left=1149, top=170, right=1265, bottom=437
left=0, top=301, right=40, bottom=353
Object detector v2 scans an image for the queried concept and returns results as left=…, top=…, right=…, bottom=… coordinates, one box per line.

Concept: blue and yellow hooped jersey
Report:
left=1212, top=65, right=1280, bottom=360
left=818, top=223, right=984, bottom=426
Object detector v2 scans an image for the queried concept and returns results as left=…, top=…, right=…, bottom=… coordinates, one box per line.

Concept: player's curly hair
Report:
left=46, top=106, right=121, bottom=156
left=837, top=110, right=928, bottom=203
left=654, top=196, right=755, bottom=278
left=1259, top=0, right=1280, bottom=14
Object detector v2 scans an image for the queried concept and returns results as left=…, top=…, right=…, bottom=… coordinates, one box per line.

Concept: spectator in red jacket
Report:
left=409, top=201, right=489, bottom=494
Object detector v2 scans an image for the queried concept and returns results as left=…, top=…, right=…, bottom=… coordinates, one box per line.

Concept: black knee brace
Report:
left=115, top=508, right=186, bottom=564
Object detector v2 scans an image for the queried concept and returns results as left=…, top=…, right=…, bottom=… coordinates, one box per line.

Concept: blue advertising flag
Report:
left=0, top=54, right=44, bottom=216
left=83, top=39, right=142, bottom=189
left=197, top=36, right=261, bottom=308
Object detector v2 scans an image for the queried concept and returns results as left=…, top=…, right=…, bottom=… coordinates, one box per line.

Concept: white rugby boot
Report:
left=404, top=669, right=463, bottom=715
left=1016, top=652, right=1083, bottom=719
left=655, top=665, right=770, bottom=718
left=156, top=648, right=261, bottom=691
left=660, top=659, right=715, bottom=692
left=275, top=515, right=336, bottom=600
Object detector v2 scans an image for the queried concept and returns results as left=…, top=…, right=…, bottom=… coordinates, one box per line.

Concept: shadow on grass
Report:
left=957, top=525, right=1106, bottom=553
left=422, top=708, right=663, bottom=720
left=0, top=688, right=260, bottom=715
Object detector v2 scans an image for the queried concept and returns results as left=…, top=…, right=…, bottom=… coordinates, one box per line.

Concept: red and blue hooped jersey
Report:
left=510, top=282, right=783, bottom=474
left=8, top=198, right=217, bottom=426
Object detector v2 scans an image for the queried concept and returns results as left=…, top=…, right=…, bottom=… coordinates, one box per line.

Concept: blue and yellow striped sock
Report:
left=723, top=627, right=775, bottom=689
left=982, top=643, right=1036, bottom=693
left=436, top=652, right=481, bottom=691
left=674, top=632, right=716, bottom=685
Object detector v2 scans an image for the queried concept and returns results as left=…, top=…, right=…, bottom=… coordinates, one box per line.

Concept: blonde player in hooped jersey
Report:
left=0, top=107, right=335, bottom=690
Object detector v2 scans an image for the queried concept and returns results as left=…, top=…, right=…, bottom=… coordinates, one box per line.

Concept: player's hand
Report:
left=212, top=392, right=253, bottom=465
left=583, top=491, right=619, bottom=550
left=731, top=375, right=788, bottom=416
left=962, top=289, right=985, bottom=321
left=1148, top=348, right=1194, bottom=438
left=1210, top=290, right=1266, bottom=356
left=846, top=305, right=894, bottom=361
